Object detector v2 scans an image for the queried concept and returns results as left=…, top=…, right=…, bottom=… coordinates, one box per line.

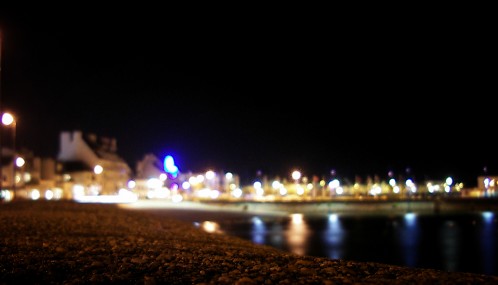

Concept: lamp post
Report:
left=0, top=31, right=3, bottom=193
left=1, top=112, right=16, bottom=197
left=292, top=170, right=301, bottom=196
left=94, top=164, right=103, bottom=195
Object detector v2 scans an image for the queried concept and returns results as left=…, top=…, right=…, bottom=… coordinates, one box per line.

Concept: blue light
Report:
left=482, top=211, right=494, bottom=224
left=164, top=155, right=179, bottom=176
left=404, top=212, right=417, bottom=227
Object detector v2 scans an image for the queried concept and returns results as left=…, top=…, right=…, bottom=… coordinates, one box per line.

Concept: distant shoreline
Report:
left=202, top=197, right=498, bottom=216
left=122, top=197, right=498, bottom=217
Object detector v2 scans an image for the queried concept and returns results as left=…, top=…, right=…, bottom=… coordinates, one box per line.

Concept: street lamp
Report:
left=445, top=176, right=453, bottom=193
left=93, top=164, right=104, bottom=195
left=1, top=112, right=16, bottom=196
left=292, top=170, right=301, bottom=182
left=292, top=170, right=301, bottom=196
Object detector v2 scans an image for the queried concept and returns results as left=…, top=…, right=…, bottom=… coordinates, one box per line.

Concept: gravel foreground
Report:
left=1, top=200, right=497, bottom=285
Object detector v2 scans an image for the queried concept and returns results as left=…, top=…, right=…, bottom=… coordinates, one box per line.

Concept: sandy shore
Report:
left=1, top=200, right=497, bottom=284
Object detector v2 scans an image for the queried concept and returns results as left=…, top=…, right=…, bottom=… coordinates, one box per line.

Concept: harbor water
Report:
left=207, top=211, right=498, bottom=276
left=130, top=200, right=498, bottom=276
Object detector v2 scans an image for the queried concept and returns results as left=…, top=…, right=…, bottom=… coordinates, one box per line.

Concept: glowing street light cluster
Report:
left=124, top=163, right=467, bottom=203
left=1, top=111, right=24, bottom=200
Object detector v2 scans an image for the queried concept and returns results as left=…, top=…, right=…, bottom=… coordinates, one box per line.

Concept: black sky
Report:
left=0, top=6, right=495, bottom=186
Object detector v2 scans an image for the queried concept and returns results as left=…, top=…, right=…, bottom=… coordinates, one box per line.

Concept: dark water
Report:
left=197, top=211, right=498, bottom=276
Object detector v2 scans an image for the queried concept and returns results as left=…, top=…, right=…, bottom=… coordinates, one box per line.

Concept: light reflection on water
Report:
left=399, top=213, right=419, bottom=268
left=481, top=212, right=496, bottom=275
left=284, top=213, right=311, bottom=256
left=194, top=221, right=224, bottom=234
left=251, top=217, right=265, bottom=244
left=323, top=213, right=345, bottom=259
left=198, top=211, right=498, bottom=276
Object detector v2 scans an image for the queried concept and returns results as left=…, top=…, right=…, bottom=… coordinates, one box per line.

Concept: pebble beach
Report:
left=1, top=200, right=497, bottom=284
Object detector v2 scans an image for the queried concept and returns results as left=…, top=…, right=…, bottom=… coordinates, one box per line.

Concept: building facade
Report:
left=57, top=130, right=132, bottom=197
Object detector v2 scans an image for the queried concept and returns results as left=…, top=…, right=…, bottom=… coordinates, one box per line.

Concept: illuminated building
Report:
left=57, top=130, right=132, bottom=197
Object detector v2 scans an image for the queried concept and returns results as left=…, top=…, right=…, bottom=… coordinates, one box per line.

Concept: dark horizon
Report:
left=0, top=7, right=494, bottom=187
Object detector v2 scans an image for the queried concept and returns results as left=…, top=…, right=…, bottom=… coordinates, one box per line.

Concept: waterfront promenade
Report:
left=162, top=196, right=498, bottom=217
left=1, top=200, right=498, bottom=284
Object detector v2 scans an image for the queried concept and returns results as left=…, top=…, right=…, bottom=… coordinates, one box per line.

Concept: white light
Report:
left=272, top=180, right=281, bottom=189
left=210, top=190, right=220, bottom=199
left=484, top=178, right=490, bottom=188
left=0, top=190, right=13, bottom=202
left=15, top=157, right=25, bottom=167
left=369, top=185, right=382, bottom=195
left=290, top=213, right=304, bottom=224
left=88, top=185, right=100, bottom=196
left=23, top=172, right=32, bottom=183
left=72, top=184, right=85, bottom=198
left=147, top=178, right=162, bottom=189
left=118, top=188, right=130, bottom=196
left=94, top=165, right=103, bottom=174
left=189, top=176, right=199, bottom=185
left=154, top=187, right=170, bottom=199
left=336, top=187, right=343, bottom=195
left=296, top=186, right=304, bottom=195
left=53, top=188, right=64, bottom=200
left=196, top=188, right=211, bottom=198
left=127, top=180, right=136, bottom=189
left=232, top=188, right=243, bottom=198
left=182, top=181, right=191, bottom=189
left=445, top=177, right=453, bottom=186
left=172, top=194, right=183, bottom=203
left=279, top=187, right=287, bottom=196
left=329, top=179, right=340, bottom=189
left=45, top=190, right=54, bottom=200
left=31, top=189, right=40, bottom=200
left=292, top=170, right=301, bottom=181
left=256, top=188, right=265, bottom=196
left=146, top=190, right=156, bottom=199
left=205, top=170, right=215, bottom=180
left=1, top=113, right=14, bottom=125
left=328, top=213, right=338, bottom=223
left=428, top=185, right=435, bottom=193
left=75, top=194, right=138, bottom=203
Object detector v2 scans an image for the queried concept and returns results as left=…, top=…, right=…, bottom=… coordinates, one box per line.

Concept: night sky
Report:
left=0, top=7, right=494, bottom=186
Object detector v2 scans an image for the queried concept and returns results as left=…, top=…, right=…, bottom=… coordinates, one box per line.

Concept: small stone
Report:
left=235, top=277, right=256, bottom=285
